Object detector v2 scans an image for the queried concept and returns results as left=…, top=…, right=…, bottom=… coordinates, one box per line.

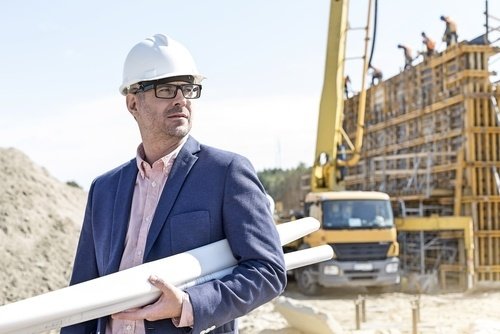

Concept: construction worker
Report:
left=421, top=32, right=436, bottom=57
left=440, top=15, right=458, bottom=47
left=397, top=44, right=413, bottom=70
left=370, top=65, right=383, bottom=85
left=344, top=75, right=351, bottom=98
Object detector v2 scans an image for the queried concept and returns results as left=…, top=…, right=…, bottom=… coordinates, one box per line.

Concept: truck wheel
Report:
left=296, top=266, right=319, bottom=296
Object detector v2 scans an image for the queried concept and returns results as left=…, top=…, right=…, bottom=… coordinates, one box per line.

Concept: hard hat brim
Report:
left=120, top=73, right=205, bottom=95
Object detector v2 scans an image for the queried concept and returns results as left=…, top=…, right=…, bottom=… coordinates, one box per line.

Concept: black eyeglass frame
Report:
left=133, top=79, right=202, bottom=99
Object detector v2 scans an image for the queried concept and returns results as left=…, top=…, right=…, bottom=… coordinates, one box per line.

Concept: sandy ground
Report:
left=1, top=147, right=499, bottom=334
left=239, top=282, right=500, bottom=333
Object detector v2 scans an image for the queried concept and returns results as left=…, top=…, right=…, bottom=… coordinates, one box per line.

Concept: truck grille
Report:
left=330, top=242, right=390, bottom=261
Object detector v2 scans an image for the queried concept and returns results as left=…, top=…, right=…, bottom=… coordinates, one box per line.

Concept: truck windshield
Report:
left=321, top=200, right=394, bottom=229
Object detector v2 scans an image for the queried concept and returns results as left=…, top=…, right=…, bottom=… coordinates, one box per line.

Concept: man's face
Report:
left=127, top=81, right=193, bottom=140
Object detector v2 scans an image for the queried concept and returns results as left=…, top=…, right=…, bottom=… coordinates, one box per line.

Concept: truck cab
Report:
left=296, top=191, right=400, bottom=295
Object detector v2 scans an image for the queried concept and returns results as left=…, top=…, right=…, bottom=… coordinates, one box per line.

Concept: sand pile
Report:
left=0, top=147, right=87, bottom=304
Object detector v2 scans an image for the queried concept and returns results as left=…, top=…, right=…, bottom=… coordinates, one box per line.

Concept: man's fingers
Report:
left=112, top=275, right=183, bottom=322
left=148, top=275, right=164, bottom=288
left=149, top=275, right=175, bottom=293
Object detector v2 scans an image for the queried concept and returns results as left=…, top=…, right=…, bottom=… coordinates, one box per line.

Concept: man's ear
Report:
left=126, top=94, right=138, bottom=118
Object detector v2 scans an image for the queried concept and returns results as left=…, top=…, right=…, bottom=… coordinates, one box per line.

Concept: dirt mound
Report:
left=0, top=147, right=87, bottom=304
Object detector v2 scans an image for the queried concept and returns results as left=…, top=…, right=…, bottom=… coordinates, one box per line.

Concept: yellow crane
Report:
left=293, top=0, right=400, bottom=295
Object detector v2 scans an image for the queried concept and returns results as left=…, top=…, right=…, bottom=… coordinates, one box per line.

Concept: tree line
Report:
left=257, top=163, right=310, bottom=217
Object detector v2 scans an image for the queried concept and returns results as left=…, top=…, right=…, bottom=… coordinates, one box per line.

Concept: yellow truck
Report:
left=297, top=191, right=399, bottom=294
left=291, top=0, right=400, bottom=295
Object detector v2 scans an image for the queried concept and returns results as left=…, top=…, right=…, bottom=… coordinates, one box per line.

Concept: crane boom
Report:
left=312, top=0, right=372, bottom=192
left=312, top=0, right=349, bottom=192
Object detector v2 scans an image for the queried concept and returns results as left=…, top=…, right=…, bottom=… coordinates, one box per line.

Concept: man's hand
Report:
left=112, top=275, right=184, bottom=321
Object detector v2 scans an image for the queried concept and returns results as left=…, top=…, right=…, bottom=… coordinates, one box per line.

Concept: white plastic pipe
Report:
left=0, top=218, right=325, bottom=334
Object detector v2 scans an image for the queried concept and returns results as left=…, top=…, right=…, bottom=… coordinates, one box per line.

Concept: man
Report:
left=344, top=75, right=351, bottom=98
left=369, top=65, right=383, bottom=86
left=421, top=32, right=436, bottom=57
left=61, top=34, right=286, bottom=334
left=397, top=44, right=413, bottom=70
left=440, top=15, right=458, bottom=47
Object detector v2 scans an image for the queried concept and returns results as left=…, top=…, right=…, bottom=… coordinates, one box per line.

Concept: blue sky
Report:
left=1, top=0, right=498, bottom=190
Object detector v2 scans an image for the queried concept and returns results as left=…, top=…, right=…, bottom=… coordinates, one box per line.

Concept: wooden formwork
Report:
left=343, top=43, right=500, bottom=283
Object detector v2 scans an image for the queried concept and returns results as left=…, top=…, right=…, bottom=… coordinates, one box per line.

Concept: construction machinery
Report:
left=292, top=0, right=400, bottom=295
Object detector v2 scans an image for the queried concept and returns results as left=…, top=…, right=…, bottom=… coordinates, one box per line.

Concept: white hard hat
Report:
left=119, top=34, right=205, bottom=95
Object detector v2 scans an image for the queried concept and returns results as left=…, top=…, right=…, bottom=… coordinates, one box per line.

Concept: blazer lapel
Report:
left=106, top=160, right=138, bottom=275
left=144, top=137, right=200, bottom=258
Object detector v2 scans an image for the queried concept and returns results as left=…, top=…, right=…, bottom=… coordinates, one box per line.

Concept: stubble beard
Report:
left=166, top=120, right=191, bottom=138
left=165, top=106, right=192, bottom=138
left=139, top=96, right=192, bottom=139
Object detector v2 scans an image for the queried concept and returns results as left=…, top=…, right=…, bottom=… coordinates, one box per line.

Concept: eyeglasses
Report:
left=134, top=81, right=202, bottom=99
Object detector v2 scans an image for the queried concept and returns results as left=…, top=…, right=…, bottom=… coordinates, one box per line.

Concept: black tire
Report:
left=296, top=266, right=319, bottom=296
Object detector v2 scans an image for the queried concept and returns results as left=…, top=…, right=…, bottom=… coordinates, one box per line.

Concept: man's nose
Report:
left=173, top=88, right=187, bottom=105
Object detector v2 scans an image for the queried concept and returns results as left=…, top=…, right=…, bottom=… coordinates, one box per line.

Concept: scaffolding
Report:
left=343, top=42, right=500, bottom=285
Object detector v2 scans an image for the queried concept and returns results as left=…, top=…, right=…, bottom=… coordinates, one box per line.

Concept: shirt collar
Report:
left=135, top=137, right=188, bottom=179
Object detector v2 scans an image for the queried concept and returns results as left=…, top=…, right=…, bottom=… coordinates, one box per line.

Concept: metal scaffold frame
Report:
left=343, top=42, right=500, bottom=287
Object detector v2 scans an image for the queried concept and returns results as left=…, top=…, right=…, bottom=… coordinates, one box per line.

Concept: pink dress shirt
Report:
left=106, top=140, right=193, bottom=334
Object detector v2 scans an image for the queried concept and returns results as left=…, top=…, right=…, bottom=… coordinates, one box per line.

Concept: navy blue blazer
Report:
left=61, top=136, right=286, bottom=334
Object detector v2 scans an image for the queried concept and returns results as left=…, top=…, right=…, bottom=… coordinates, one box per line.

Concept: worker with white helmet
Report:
left=61, top=34, right=286, bottom=334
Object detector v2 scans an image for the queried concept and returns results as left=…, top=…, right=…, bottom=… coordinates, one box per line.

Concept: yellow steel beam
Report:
left=364, top=91, right=463, bottom=133
left=427, top=44, right=500, bottom=68
left=396, top=216, right=475, bottom=280
left=312, top=0, right=349, bottom=191
left=396, top=216, right=473, bottom=246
